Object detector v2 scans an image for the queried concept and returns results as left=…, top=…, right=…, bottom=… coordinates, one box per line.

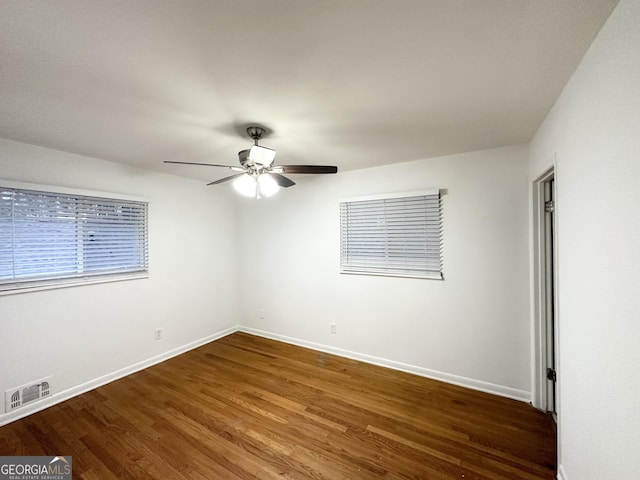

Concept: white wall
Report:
left=0, top=137, right=532, bottom=426
left=0, top=138, right=239, bottom=424
left=529, top=0, right=640, bottom=478
left=238, top=144, right=531, bottom=399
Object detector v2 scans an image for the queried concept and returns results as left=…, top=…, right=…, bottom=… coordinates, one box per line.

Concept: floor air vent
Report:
left=5, top=377, right=52, bottom=413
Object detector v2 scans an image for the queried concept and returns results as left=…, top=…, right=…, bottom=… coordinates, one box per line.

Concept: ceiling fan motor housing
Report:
left=238, top=149, right=251, bottom=167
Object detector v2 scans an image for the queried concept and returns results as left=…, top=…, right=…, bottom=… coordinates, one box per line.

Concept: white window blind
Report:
left=340, top=192, right=442, bottom=279
left=0, top=187, right=148, bottom=292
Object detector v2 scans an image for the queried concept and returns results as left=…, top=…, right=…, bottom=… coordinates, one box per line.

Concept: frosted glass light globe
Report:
left=258, top=174, right=280, bottom=197
left=233, top=174, right=256, bottom=197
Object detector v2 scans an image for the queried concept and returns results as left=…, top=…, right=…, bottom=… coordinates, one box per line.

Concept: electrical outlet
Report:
left=259, top=309, right=265, bottom=320
left=330, top=323, right=336, bottom=334
left=154, top=328, right=163, bottom=340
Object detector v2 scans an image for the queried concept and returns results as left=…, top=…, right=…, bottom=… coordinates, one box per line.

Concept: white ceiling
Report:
left=0, top=0, right=617, bottom=183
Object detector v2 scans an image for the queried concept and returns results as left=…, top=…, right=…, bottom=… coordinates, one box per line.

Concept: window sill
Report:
left=0, top=272, right=149, bottom=296
left=340, top=270, right=443, bottom=280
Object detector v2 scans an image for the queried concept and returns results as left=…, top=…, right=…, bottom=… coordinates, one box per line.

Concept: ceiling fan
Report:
left=164, top=126, right=338, bottom=199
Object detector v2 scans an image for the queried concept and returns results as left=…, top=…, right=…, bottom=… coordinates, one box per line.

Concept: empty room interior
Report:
left=1, top=1, right=638, bottom=479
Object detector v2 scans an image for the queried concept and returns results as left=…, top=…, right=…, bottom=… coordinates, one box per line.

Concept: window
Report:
left=0, top=186, right=148, bottom=292
left=340, top=190, right=442, bottom=279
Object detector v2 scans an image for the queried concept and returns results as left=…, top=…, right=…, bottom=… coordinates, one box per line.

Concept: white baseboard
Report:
left=239, top=326, right=531, bottom=403
left=557, top=465, right=567, bottom=480
left=0, top=326, right=237, bottom=427
left=1, top=324, right=532, bottom=427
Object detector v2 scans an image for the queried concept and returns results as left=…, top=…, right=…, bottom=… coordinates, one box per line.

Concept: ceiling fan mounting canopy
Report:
left=163, top=123, right=338, bottom=199
left=246, top=126, right=266, bottom=143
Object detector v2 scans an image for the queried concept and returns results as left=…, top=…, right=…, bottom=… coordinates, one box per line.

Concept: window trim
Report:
left=339, top=189, right=443, bottom=280
left=0, top=180, right=149, bottom=295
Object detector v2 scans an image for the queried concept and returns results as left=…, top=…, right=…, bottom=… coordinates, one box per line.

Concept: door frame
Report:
left=532, top=166, right=559, bottom=415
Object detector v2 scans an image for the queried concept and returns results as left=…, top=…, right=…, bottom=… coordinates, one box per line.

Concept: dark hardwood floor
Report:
left=0, top=332, right=556, bottom=479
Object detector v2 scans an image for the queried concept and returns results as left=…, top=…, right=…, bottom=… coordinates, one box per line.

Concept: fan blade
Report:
left=279, top=165, right=338, bottom=174
left=164, top=160, right=243, bottom=171
left=207, top=173, right=245, bottom=186
left=270, top=173, right=296, bottom=188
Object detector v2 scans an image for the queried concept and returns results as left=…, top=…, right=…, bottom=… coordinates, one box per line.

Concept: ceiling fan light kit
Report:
left=164, top=126, right=338, bottom=200
left=233, top=172, right=280, bottom=199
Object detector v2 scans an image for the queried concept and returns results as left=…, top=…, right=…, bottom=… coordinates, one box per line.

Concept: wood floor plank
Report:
left=0, top=332, right=556, bottom=479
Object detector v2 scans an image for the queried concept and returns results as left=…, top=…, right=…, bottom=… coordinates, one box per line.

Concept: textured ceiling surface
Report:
left=0, top=0, right=617, bottom=183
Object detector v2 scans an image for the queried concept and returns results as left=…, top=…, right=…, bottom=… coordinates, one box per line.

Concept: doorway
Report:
left=533, top=167, right=557, bottom=417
